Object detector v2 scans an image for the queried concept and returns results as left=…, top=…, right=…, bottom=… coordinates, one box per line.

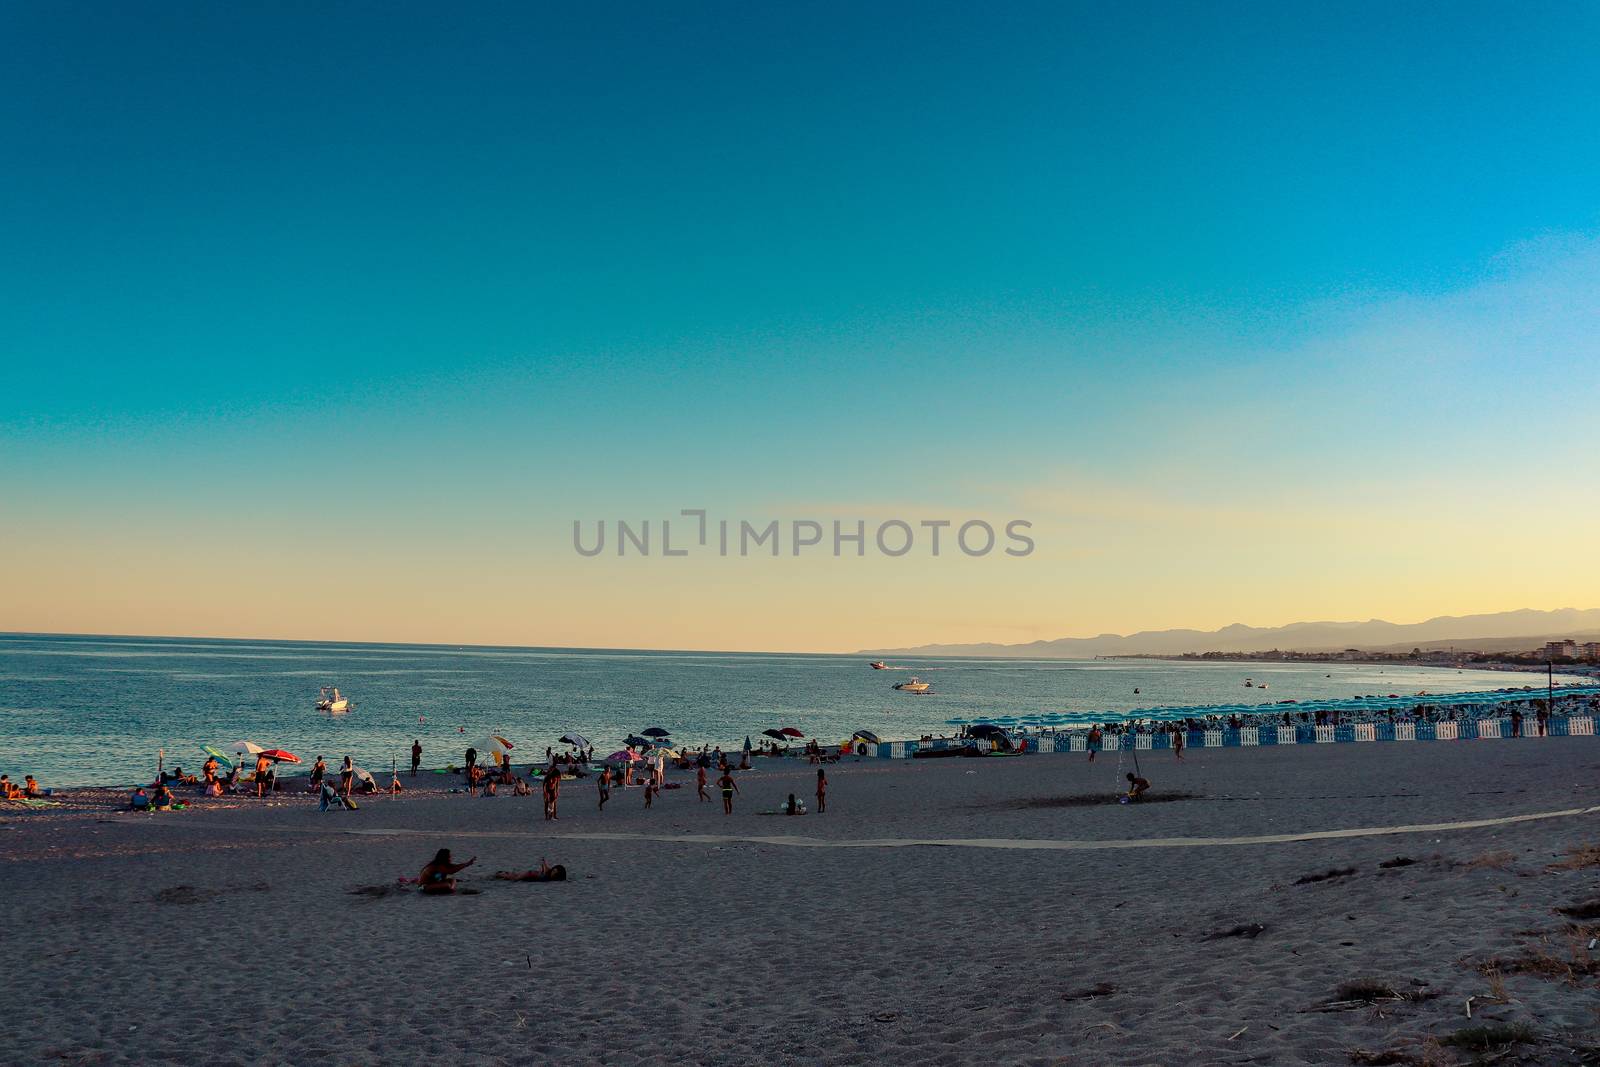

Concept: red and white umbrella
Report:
left=259, top=749, right=301, bottom=764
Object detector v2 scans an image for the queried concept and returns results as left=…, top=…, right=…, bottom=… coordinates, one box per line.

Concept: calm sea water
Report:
left=0, top=633, right=1564, bottom=785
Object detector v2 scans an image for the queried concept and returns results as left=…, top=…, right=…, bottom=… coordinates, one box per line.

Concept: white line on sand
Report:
left=300, top=803, right=1600, bottom=851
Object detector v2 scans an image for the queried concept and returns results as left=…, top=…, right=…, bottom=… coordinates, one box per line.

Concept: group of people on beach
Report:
left=1, top=773, right=45, bottom=800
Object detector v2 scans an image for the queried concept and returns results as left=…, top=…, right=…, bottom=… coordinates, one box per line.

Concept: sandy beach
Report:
left=5, top=741, right=1600, bottom=1066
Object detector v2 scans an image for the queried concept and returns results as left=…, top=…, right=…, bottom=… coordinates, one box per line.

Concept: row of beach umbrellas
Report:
left=197, top=722, right=892, bottom=777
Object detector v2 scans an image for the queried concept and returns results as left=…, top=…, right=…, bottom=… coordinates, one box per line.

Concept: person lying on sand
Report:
left=493, top=858, right=567, bottom=882
left=420, top=849, right=475, bottom=894
left=1124, top=773, right=1150, bottom=802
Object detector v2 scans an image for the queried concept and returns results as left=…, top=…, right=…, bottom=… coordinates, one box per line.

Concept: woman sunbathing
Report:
left=493, top=858, right=567, bottom=882
left=419, top=849, right=476, bottom=894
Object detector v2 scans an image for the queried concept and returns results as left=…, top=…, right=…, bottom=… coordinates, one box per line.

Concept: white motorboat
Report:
left=316, top=686, right=352, bottom=714
left=893, top=677, right=932, bottom=694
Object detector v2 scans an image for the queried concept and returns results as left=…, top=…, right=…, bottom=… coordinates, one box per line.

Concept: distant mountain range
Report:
left=859, top=608, right=1600, bottom=658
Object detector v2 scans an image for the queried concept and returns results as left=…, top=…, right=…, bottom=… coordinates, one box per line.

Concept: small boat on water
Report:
left=893, top=677, right=932, bottom=694
left=1244, top=678, right=1254, bottom=687
left=869, top=661, right=888, bottom=670
left=316, top=686, right=352, bottom=714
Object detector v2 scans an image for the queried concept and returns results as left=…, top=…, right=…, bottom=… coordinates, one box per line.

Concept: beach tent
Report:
left=350, top=766, right=378, bottom=790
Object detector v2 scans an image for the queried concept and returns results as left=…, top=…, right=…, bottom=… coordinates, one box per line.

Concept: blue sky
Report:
left=3, top=2, right=1599, bottom=649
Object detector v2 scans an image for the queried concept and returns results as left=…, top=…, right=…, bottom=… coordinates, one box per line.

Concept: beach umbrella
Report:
left=201, top=746, right=234, bottom=769
left=761, top=729, right=786, bottom=741
left=779, top=727, right=805, bottom=738
left=604, top=749, right=643, bottom=763
left=642, top=727, right=671, bottom=738
left=743, top=736, right=752, bottom=753
left=260, top=749, right=301, bottom=764
left=559, top=733, right=589, bottom=749
left=851, top=730, right=882, bottom=744
left=351, top=766, right=377, bottom=787
left=230, top=740, right=265, bottom=755
left=625, top=734, right=651, bottom=748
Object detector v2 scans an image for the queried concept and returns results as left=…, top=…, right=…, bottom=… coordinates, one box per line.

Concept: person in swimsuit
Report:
left=543, top=768, right=561, bottom=820
left=411, top=740, right=422, bottom=777
left=340, top=756, right=354, bottom=797
left=1086, top=726, right=1102, bottom=762
left=717, top=769, right=739, bottom=814
left=493, top=858, right=567, bottom=882
left=419, top=849, right=475, bottom=894
left=696, top=765, right=709, bottom=803
left=1125, top=773, right=1150, bottom=801
left=816, top=768, right=827, bottom=814
left=597, top=766, right=611, bottom=811
left=1171, top=726, right=1184, bottom=762
left=254, top=753, right=271, bottom=797
left=310, top=756, right=325, bottom=789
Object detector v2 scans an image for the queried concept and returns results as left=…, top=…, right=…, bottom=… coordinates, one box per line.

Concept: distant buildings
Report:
left=1539, top=640, right=1581, bottom=659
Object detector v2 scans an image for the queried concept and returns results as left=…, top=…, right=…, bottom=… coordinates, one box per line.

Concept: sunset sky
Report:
left=4, top=2, right=1599, bottom=651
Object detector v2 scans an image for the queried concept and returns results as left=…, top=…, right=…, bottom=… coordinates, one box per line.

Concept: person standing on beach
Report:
left=340, top=755, right=354, bottom=798
left=310, top=756, right=325, bottom=790
left=1086, top=725, right=1102, bottom=762
left=543, top=768, right=561, bottom=820
left=643, top=778, right=658, bottom=807
left=254, top=752, right=271, bottom=798
left=598, top=766, right=612, bottom=811
left=464, top=746, right=477, bottom=778
left=1171, top=725, right=1184, bottom=762
left=696, top=764, right=709, bottom=802
left=717, top=768, right=739, bottom=814
left=816, top=768, right=827, bottom=813
left=411, top=739, right=422, bottom=777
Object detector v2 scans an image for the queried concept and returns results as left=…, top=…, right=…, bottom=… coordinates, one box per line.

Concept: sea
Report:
left=0, top=632, right=1577, bottom=787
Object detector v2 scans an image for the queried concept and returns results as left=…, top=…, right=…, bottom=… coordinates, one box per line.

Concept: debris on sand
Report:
left=1556, top=898, right=1600, bottom=921
left=1439, top=1023, right=1538, bottom=1053
left=1061, top=982, right=1120, bottom=1002
left=1204, top=923, right=1266, bottom=940
left=1377, top=856, right=1416, bottom=869
left=1294, top=867, right=1359, bottom=885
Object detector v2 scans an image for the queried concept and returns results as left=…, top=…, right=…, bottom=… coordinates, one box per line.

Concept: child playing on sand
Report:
left=512, top=776, right=532, bottom=796
left=717, top=769, right=739, bottom=814
left=493, top=858, right=567, bottom=882
left=420, top=849, right=475, bottom=894
left=1125, top=773, right=1150, bottom=802
left=644, top=779, right=659, bottom=807
left=816, top=768, right=827, bottom=813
